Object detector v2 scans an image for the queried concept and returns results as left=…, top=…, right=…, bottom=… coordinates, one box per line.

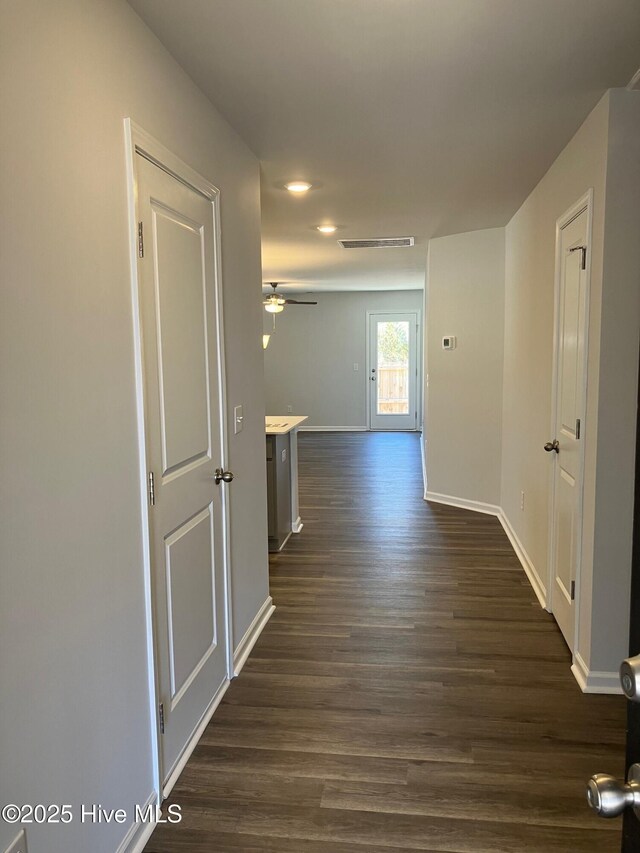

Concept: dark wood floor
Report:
left=146, top=431, right=625, bottom=852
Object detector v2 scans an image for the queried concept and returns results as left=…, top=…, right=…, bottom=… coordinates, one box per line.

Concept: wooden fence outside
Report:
left=376, top=365, right=409, bottom=414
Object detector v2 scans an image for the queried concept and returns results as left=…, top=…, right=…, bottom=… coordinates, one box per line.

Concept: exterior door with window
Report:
left=368, top=312, right=418, bottom=430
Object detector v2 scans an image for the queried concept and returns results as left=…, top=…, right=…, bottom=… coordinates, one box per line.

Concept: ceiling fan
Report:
left=263, top=282, right=317, bottom=313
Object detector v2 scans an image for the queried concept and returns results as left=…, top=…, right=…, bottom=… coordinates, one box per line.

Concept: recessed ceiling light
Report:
left=285, top=181, right=312, bottom=193
left=317, top=225, right=337, bottom=233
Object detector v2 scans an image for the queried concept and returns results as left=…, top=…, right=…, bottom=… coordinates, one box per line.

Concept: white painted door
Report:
left=369, top=313, right=418, bottom=430
left=549, top=205, right=589, bottom=649
left=136, top=154, right=229, bottom=787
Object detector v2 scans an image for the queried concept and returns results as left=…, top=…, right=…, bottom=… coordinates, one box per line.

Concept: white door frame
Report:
left=123, top=119, right=234, bottom=800
left=546, top=189, right=593, bottom=647
left=366, top=310, right=422, bottom=430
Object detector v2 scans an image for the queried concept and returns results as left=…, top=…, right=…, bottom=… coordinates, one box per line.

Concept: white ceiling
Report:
left=129, top=0, right=640, bottom=293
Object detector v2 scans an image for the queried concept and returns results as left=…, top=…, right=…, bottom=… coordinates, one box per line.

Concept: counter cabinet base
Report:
left=265, top=417, right=308, bottom=553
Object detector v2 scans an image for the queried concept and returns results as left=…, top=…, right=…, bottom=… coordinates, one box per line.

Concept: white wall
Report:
left=581, top=89, right=640, bottom=673
left=425, top=228, right=505, bottom=507
left=264, top=290, right=423, bottom=428
left=0, top=2, right=269, bottom=852
left=424, top=90, right=640, bottom=684
left=502, top=92, right=609, bottom=608
left=503, top=89, right=640, bottom=679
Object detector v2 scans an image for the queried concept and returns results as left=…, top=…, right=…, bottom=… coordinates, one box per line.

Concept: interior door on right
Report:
left=622, top=345, right=640, bottom=850
left=550, top=206, right=589, bottom=650
left=369, top=313, right=418, bottom=430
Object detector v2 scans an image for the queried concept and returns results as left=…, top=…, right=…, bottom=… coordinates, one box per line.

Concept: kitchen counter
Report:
left=265, top=415, right=308, bottom=550
left=265, top=415, right=308, bottom=434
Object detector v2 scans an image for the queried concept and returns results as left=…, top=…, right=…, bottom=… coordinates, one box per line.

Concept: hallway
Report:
left=146, top=432, right=625, bottom=852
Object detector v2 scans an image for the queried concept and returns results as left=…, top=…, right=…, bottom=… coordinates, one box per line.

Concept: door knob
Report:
left=214, top=468, right=234, bottom=485
left=620, top=655, right=640, bottom=701
left=544, top=439, right=560, bottom=453
left=587, top=767, right=640, bottom=818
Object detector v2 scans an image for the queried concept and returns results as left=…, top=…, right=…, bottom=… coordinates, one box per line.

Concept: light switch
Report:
left=233, top=405, right=244, bottom=434
left=353, top=363, right=359, bottom=371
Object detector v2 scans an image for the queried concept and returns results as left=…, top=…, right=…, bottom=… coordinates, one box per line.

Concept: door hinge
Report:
left=576, top=418, right=581, bottom=440
left=570, top=580, right=576, bottom=601
left=138, top=221, right=144, bottom=258
left=148, top=471, right=155, bottom=506
left=569, top=245, right=587, bottom=270
left=158, top=702, right=165, bottom=734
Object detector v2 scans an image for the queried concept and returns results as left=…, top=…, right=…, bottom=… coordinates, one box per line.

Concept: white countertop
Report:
left=265, top=416, right=308, bottom=435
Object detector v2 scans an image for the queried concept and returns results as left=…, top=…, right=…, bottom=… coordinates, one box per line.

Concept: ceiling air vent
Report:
left=338, top=236, right=415, bottom=249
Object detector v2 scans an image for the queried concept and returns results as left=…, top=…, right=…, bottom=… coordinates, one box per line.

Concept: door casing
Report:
left=547, top=189, right=593, bottom=649
left=124, top=119, right=234, bottom=801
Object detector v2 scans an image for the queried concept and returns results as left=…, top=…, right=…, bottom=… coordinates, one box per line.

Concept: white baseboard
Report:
left=424, top=493, right=548, bottom=612
left=421, top=435, right=427, bottom=498
left=233, top=596, right=275, bottom=676
left=130, top=600, right=275, bottom=842
left=117, top=791, right=158, bottom=853
left=498, top=510, right=548, bottom=610
left=421, top=487, right=623, bottom=695
left=163, top=675, right=230, bottom=798
left=298, top=425, right=368, bottom=432
left=269, top=530, right=292, bottom=553
left=424, top=490, right=501, bottom=517
left=571, top=652, right=621, bottom=694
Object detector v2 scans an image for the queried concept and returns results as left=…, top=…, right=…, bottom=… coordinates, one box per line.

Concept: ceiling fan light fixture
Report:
left=317, top=225, right=337, bottom=233
left=264, top=290, right=286, bottom=311
left=285, top=181, right=312, bottom=193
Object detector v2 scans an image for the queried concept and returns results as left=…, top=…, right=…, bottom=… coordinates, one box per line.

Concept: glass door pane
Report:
left=376, top=321, right=410, bottom=415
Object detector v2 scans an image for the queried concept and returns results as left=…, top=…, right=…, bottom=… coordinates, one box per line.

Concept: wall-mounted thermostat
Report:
left=442, top=336, right=457, bottom=350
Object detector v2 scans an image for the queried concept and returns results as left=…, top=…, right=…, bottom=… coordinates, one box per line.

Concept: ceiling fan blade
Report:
left=284, top=299, right=318, bottom=305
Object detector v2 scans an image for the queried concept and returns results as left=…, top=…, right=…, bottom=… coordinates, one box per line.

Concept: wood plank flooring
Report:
left=146, top=431, right=625, bottom=852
